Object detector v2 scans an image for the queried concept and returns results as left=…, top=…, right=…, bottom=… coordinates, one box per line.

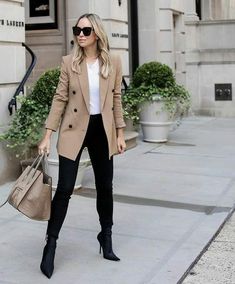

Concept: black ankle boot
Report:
left=40, top=236, right=57, bottom=278
left=97, top=228, right=120, bottom=261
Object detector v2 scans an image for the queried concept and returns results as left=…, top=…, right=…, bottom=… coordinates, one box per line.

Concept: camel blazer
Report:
left=45, top=53, right=126, bottom=161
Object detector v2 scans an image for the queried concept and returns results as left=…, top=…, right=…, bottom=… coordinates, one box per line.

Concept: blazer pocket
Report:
left=60, top=112, right=73, bottom=130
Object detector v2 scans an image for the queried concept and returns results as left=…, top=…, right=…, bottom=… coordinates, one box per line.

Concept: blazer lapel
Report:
left=77, top=59, right=110, bottom=113
left=77, top=60, right=90, bottom=113
left=99, top=61, right=110, bottom=111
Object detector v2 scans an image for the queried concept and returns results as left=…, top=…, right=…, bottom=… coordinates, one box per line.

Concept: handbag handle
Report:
left=20, top=154, right=44, bottom=181
left=23, top=154, right=46, bottom=183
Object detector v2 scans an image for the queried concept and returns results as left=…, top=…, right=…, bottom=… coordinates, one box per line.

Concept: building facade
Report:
left=1, top=0, right=235, bottom=179
left=186, top=0, right=235, bottom=116
left=25, top=0, right=129, bottom=84
left=25, top=0, right=235, bottom=116
left=0, top=0, right=25, bottom=182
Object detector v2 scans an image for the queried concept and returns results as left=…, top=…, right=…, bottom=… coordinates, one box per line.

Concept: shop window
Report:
left=25, top=0, right=58, bottom=30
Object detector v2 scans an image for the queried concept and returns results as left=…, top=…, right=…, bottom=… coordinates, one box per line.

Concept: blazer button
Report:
left=112, top=89, right=115, bottom=92
left=74, top=108, right=77, bottom=112
left=69, top=124, right=72, bottom=128
left=72, top=90, right=76, bottom=95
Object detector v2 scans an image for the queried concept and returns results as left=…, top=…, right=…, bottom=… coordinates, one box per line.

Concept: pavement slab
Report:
left=1, top=116, right=235, bottom=284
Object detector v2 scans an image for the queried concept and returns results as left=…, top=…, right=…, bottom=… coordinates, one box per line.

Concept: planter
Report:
left=48, top=131, right=90, bottom=189
left=139, top=100, right=174, bottom=142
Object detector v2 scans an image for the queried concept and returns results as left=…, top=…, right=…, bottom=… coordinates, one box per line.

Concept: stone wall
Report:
left=201, top=0, right=235, bottom=20
left=0, top=0, right=25, bottom=183
left=137, top=0, right=186, bottom=85
left=185, top=3, right=235, bottom=116
left=26, top=0, right=129, bottom=84
left=137, top=0, right=235, bottom=117
left=25, top=0, right=66, bottom=84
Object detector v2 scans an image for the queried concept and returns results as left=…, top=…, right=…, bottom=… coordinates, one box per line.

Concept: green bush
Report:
left=0, top=68, right=60, bottom=157
left=30, top=68, right=60, bottom=105
left=122, top=61, right=190, bottom=123
left=132, top=61, right=175, bottom=88
left=122, top=89, right=140, bottom=125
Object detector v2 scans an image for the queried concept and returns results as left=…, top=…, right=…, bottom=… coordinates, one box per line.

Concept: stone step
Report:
left=124, top=130, right=139, bottom=150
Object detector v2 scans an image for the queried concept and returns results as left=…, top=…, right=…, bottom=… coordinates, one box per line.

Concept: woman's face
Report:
left=76, top=17, right=97, bottom=49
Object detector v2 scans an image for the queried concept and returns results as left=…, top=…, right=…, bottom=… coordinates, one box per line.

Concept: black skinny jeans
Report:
left=47, top=114, right=114, bottom=239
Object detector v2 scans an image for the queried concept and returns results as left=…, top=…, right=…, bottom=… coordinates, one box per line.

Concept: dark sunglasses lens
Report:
left=72, top=27, right=92, bottom=36
left=73, top=27, right=81, bottom=36
left=83, top=27, right=92, bottom=36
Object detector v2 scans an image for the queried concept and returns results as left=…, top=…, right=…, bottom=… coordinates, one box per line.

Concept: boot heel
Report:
left=97, top=230, right=120, bottom=261
left=97, top=232, right=102, bottom=254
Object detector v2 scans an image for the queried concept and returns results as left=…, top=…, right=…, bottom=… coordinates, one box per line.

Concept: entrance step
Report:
left=124, top=130, right=139, bottom=150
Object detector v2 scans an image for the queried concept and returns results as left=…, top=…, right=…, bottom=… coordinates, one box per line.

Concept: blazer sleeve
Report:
left=45, top=57, right=69, bottom=131
left=113, top=55, right=126, bottom=129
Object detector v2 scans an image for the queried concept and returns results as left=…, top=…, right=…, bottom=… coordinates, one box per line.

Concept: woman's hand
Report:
left=38, top=129, right=53, bottom=155
left=116, top=128, right=126, bottom=154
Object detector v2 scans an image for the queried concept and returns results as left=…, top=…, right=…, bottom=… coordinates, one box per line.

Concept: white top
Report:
left=87, top=59, right=100, bottom=115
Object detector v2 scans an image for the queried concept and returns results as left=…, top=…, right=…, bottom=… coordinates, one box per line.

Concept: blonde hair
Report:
left=72, top=13, right=112, bottom=78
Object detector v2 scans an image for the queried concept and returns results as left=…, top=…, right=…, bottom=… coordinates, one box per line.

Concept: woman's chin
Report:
left=78, top=41, right=86, bottom=46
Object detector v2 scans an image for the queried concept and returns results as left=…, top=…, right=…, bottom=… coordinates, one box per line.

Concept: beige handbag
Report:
left=0, top=154, right=52, bottom=221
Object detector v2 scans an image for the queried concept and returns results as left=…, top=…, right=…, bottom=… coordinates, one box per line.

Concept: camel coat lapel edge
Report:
left=77, top=59, right=110, bottom=113
left=77, top=60, right=90, bottom=113
left=99, top=61, right=110, bottom=111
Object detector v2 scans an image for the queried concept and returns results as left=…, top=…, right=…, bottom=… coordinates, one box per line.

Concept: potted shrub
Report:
left=122, top=89, right=139, bottom=131
left=124, top=61, right=191, bottom=142
left=0, top=68, right=90, bottom=189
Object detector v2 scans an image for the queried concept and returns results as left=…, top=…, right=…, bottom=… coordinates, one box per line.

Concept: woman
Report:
left=38, top=13, right=126, bottom=278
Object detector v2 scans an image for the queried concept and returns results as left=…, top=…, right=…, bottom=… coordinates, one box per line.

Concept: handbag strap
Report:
left=20, top=154, right=43, bottom=183
left=0, top=153, right=46, bottom=208
left=24, top=154, right=46, bottom=184
left=0, top=197, right=8, bottom=208
left=41, top=154, right=49, bottom=174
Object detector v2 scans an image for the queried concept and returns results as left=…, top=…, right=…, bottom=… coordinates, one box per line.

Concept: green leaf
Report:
left=0, top=67, right=60, bottom=158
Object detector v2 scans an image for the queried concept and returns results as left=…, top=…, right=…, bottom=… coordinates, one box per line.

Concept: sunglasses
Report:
left=73, top=26, right=94, bottom=36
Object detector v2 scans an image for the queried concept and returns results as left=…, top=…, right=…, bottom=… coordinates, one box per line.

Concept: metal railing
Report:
left=122, top=76, right=128, bottom=92
left=8, top=42, right=37, bottom=115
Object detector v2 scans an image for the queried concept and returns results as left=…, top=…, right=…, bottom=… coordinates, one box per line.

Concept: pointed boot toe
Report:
left=97, top=230, right=120, bottom=261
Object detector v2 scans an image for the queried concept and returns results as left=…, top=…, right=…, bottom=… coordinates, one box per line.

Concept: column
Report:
left=184, top=0, right=199, bottom=21
left=0, top=0, right=25, bottom=181
left=201, top=0, right=213, bottom=20
left=137, top=0, right=160, bottom=64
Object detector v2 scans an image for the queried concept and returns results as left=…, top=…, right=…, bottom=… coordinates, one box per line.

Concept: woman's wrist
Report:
left=45, top=129, right=53, bottom=139
left=116, top=128, right=124, bottom=138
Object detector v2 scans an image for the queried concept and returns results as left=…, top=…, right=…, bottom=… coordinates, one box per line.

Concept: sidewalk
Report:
left=182, top=208, right=235, bottom=284
left=1, top=116, right=235, bottom=284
